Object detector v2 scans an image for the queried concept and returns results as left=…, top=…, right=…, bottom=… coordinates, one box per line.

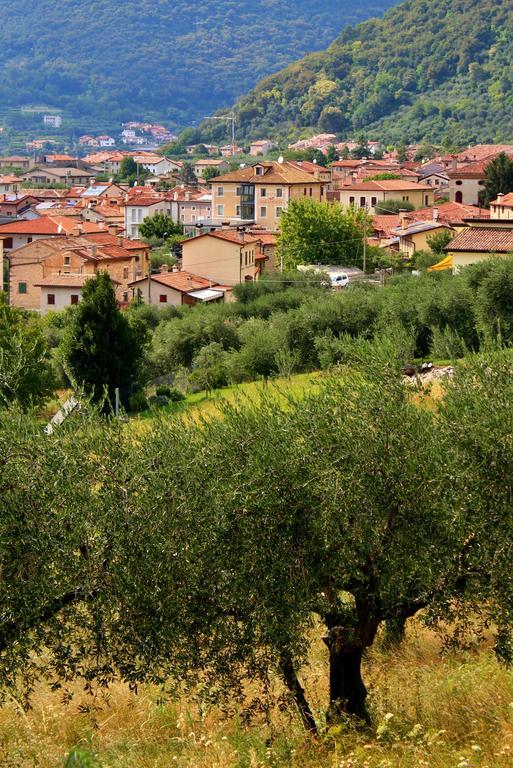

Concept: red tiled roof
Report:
left=372, top=214, right=401, bottom=236
left=183, top=229, right=260, bottom=247
left=456, top=145, right=513, bottom=162
left=341, top=180, right=431, bottom=191
left=129, top=270, right=212, bottom=292
left=35, top=273, right=92, bottom=288
left=213, top=161, right=325, bottom=185
left=406, top=201, right=488, bottom=224
left=446, top=227, right=513, bottom=253
left=0, top=218, right=65, bottom=235
left=491, top=193, right=513, bottom=207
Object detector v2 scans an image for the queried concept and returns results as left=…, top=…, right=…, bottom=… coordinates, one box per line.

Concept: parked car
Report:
left=331, top=273, right=349, bottom=289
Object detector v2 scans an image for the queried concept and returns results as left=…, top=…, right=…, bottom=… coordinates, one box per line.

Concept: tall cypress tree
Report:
left=62, top=272, right=142, bottom=410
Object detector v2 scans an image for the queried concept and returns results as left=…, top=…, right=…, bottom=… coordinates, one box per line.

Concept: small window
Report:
left=236, top=205, right=241, bottom=217
left=261, top=188, right=267, bottom=197
left=349, top=196, right=355, bottom=205
left=276, top=207, right=283, bottom=218
left=47, top=293, right=55, bottom=305
left=304, top=188, right=307, bottom=195
left=255, top=166, right=264, bottom=176
left=18, top=281, right=27, bottom=294
left=236, top=187, right=241, bottom=196
left=360, top=197, right=366, bottom=208
left=217, top=187, right=224, bottom=197
left=371, top=197, right=377, bottom=207
left=123, top=292, right=129, bottom=302
left=4, top=237, right=13, bottom=249
left=27, top=237, right=32, bottom=244
left=455, top=180, right=463, bottom=186
left=123, top=267, right=129, bottom=279
left=276, top=188, right=283, bottom=198
left=64, top=255, right=71, bottom=266
left=260, top=206, right=267, bottom=218
left=425, top=195, right=429, bottom=206
left=217, top=204, right=224, bottom=216
left=309, top=188, right=313, bottom=197
left=159, top=294, right=168, bottom=303
left=70, top=294, right=79, bottom=305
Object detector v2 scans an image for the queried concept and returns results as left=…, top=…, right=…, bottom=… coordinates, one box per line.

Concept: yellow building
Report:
left=210, top=161, right=327, bottom=231
left=181, top=229, right=263, bottom=286
left=337, top=180, right=434, bottom=214
left=444, top=218, right=513, bottom=271
left=392, top=219, right=455, bottom=258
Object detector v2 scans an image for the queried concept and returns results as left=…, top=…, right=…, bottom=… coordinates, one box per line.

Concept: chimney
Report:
left=433, top=207, right=439, bottom=223
left=117, top=235, right=124, bottom=246
left=451, top=157, right=458, bottom=171
left=399, top=209, right=409, bottom=230
left=108, top=224, right=117, bottom=235
left=173, top=192, right=178, bottom=200
left=172, top=264, right=179, bottom=272
left=185, top=191, right=190, bottom=201
left=187, top=275, right=192, bottom=286
left=238, top=229, right=245, bottom=243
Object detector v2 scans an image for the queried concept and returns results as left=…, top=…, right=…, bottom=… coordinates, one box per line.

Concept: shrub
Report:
left=129, top=391, right=149, bottom=413
left=148, top=394, right=169, bottom=408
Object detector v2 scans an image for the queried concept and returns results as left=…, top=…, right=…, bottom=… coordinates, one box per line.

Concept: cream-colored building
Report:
left=129, top=269, right=227, bottom=306
left=35, top=273, right=120, bottom=314
left=447, top=160, right=488, bottom=205
left=444, top=217, right=513, bottom=271
left=337, top=180, right=434, bottom=214
left=210, top=161, right=327, bottom=231
left=490, top=192, right=513, bottom=220
left=181, top=230, right=262, bottom=286
left=194, top=159, right=229, bottom=179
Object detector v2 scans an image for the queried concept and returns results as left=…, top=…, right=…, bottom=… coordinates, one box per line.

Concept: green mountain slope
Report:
left=227, top=0, right=513, bottom=144
left=0, top=0, right=398, bottom=128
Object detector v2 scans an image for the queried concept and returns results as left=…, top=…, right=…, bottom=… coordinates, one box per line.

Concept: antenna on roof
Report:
left=278, top=156, right=284, bottom=164
left=240, top=163, right=246, bottom=168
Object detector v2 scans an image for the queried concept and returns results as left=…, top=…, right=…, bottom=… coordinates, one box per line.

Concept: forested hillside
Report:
left=224, top=0, right=513, bottom=145
left=0, top=0, right=397, bottom=127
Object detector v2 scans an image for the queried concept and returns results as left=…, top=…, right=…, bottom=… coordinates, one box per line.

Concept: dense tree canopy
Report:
left=210, top=0, right=513, bottom=145
left=0, top=0, right=396, bottom=127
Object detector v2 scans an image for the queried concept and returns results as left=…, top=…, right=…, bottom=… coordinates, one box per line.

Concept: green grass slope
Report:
left=226, top=0, right=513, bottom=145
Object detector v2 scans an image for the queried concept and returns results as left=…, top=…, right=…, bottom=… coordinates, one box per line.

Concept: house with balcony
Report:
left=210, top=161, right=327, bottom=231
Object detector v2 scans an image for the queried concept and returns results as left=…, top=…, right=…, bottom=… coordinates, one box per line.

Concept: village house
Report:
left=193, top=158, right=230, bottom=179
left=166, top=186, right=212, bottom=224
left=133, top=154, right=180, bottom=176
left=7, top=232, right=150, bottom=311
left=0, top=217, right=104, bottom=254
left=249, top=140, right=276, bottom=157
left=391, top=215, right=455, bottom=259
left=0, top=176, right=23, bottom=195
left=336, top=180, right=434, bottom=214
left=129, top=268, right=229, bottom=307
left=210, top=161, right=327, bottom=230
left=23, top=166, right=96, bottom=187
left=35, top=273, right=121, bottom=314
left=447, top=160, right=489, bottom=206
left=0, top=194, right=40, bottom=218
left=123, top=194, right=173, bottom=238
left=181, top=229, right=265, bottom=286
left=0, top=156, right=31, bottom=170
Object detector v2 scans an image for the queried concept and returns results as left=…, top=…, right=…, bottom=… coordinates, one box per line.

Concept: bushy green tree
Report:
left=0, top=297, right=54, bottom=409
left=139, top=213, right=183, bottom=243
left=277, top=199, right=370, bottom=269
left=426, top=229, right=454, bottom=254
left=62, top=272, right=143, bottom=409
left=482, top=152, right=513, bottom=206
left=189, top=341, right=228, bottom=394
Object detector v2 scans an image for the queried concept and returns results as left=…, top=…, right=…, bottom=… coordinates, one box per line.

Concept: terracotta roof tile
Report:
left=446, top=227, right=513, bottom=253
left=130, top=270, right=212, bottom=292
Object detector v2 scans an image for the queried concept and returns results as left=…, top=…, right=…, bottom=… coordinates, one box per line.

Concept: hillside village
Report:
left=2, top=139, right=513, bottom=314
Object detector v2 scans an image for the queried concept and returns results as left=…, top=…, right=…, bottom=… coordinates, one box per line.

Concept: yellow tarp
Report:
left=428, top=255, right=453, bottom=272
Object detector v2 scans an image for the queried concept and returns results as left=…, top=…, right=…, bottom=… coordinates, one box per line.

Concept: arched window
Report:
left=455, top=190, right=463, bottom=203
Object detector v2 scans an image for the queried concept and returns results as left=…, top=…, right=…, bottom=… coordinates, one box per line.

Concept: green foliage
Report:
left=0, top=1, right=396, bottom=127
left=277, top=199, right=370, bottom=269
left=189, top=341, right=229, bottom=393
left=412, top=249, right=442, bottom=271
left=374, top=199, right=415, bottom=214
left=64, top=748, right=100, bottom=768
left=61, top=272, right=144, bottom=409
left=481, top=152, right=513, bottom=207
left=224, top=0, right=513, bottom=145
left=0, top=297, right=54, bottom=409
left=363, top=172, right=401, bottom=181
left=426, top=229, right=454, bottom=254
left=201, top=166, right=222, bottom=182
left=139, top=213, right=182, bottom=243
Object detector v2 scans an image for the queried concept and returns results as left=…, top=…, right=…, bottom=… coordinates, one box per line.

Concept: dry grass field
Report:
left=1, top=624, right=512, bottom=767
